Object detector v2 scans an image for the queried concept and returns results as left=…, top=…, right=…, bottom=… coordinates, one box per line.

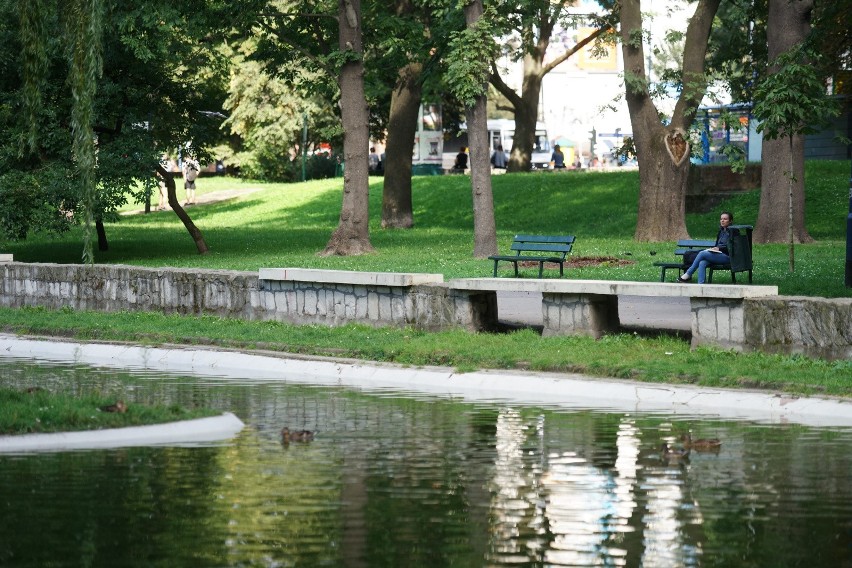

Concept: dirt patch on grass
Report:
left=518, top=256, right=635, bottom=269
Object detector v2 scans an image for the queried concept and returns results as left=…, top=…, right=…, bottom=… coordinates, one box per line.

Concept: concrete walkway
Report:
left=1, top=336, right=850, bottom=432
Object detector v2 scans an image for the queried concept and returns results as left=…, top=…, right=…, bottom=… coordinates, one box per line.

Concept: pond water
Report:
left=1, top=357, right=850, bottom=568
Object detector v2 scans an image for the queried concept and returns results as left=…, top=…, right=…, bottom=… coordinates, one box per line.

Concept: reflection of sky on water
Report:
left=488, top=414, right=704, bottom=566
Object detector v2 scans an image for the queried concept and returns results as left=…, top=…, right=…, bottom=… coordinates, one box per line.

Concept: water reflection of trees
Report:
left=3, top=360, right=852, bottom=567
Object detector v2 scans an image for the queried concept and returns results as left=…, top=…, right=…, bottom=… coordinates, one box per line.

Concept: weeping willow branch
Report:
left=65, top=0, right=104, bottom=264
left=19, top=0, right=49, bottom=155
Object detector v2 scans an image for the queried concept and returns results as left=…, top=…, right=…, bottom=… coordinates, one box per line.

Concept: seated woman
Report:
left=679, top=211, right=734, bottom=284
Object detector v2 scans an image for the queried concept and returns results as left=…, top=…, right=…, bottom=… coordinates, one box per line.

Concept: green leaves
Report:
left=752, top=49, right=840, bottom=141
left=64, top=0, right=105, bottom=264
left=443, top=5, right=499, bottom=107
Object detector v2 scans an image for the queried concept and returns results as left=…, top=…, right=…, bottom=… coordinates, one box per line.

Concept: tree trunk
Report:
left=155, top=164, right=209, bottom=254
left=490, top=14, right=608, bottom=173
left=322, top=0, right=375, bottom=256
left=506, top=54, right=542, bottom=172
left=620, top=0, right=720, bottom=242
left=754, top=0, right=814, bottom=244
left=95, top=218, right=108, bottom=251
left=633, top=127, right=691, bottom=241
left=465, top=0, right=497, bottom=258
left=381, top=62, right=422, bottom=229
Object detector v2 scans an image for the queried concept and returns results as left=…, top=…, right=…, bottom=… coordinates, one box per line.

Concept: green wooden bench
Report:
left=489, top=234, right=576, bottom=277
left=653, top=225, right=754, bottom=283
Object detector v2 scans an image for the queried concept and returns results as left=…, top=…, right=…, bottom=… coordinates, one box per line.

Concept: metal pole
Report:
left=846, top=160, right=852, bottom=287
left=301, top=113, right=308, bottom=182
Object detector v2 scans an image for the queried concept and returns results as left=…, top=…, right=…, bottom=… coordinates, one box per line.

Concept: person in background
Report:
left=182, top=157, right=200, bottom=206
left=453, top=146, right=468, bottom=171
left=679, top=211, right=735, bottom=284
left=156, top=174, right=167, bottom=211
left=368, top=147, right=380, bottom=174
left=491, top=145, right=507, bottom=169
left=551, top=144, right=565, bottom=169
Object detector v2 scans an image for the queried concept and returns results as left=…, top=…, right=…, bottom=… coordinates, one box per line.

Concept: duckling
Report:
left=680, top=433, right=721, bottom=451
left=660, top=442, right=690, bottom=460
left=99, top=400, right=128, bottom=413
left=281, top=428, right=314, bottom=443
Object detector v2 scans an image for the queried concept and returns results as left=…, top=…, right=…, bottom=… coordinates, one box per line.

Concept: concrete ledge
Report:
left=0, top=412, right=245, bottom=453
left=260, top=268, right=444, bottom=286
left=449, top=278, right=778, bottom=298
left=0, top=254, right=12, bottom=263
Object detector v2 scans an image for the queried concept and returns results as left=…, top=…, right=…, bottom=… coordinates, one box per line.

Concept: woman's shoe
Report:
left=678, top=274, right=691, bottom=282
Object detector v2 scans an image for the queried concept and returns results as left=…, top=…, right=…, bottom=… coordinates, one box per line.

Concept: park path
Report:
left=122, top=186, right=265, bottom=216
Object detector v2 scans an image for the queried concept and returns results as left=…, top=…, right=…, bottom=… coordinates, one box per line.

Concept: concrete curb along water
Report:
left=0, top=413, right=245, bottom=453
left=2, top=334, right=851, bottom=429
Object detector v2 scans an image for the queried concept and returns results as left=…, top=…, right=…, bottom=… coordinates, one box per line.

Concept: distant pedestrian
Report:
left=551, top=145, right=565, bottom=169
left=453, top=146, right=468, bottom=172
left=491, top=145, right=507, bottom=169
left=182, top=158, right=200, bottom=205
left=369, top=147, right=380, bottom=174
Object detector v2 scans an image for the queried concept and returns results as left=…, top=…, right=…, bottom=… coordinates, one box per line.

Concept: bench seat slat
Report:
left=509, top=243, right=572, bottom=254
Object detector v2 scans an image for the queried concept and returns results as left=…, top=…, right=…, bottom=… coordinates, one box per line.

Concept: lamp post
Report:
left=301, top=113, right=308, bottom=182
left=846, top=160, right=852, bottom=287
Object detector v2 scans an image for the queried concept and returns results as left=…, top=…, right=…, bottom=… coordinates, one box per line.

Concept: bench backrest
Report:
left=728, top=225, right=753, bottom=271
left=510, top=235, right=575, bottom=257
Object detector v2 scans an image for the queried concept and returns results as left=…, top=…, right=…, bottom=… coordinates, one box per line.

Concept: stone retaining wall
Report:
left=687, top=163, right=761, bottom=213
left=0, top=263, right=496, bottom=333
left=744, top=296, right=852, bottom=360
left=1, top=263, right=849, bottom=359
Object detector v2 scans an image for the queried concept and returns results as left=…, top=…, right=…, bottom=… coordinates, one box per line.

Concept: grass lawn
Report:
left=1, top=161, right=850, bottom=399
left=5, top=161, right=850, bottom=297
left=0, top=386, right=221, bottom=435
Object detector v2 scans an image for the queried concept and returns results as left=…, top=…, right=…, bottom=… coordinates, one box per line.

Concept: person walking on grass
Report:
left=679, top=211, right=734, bottom=284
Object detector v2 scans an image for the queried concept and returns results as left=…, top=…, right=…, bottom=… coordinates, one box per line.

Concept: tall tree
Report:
left=447, top=0, right=497, bottom=257
left=10, top=0, right=232, bottom=257
left=619, top=0, right=721, bottom=242
left=754, top=0, right=815, bottom=245
left=490, top=3, right=613, bottom=172
left=381, top=61, right=422, bottom=228
left=322, top=0, right=375, bottom=255
left=254, top=0, right=374, bottom=255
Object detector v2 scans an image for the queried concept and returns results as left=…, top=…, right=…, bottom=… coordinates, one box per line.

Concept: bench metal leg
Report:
left=493, top=260, right=499, bottom=277
left=538, top=262, right=544, bottom=278
left=513, top=262, right=519, bottom=277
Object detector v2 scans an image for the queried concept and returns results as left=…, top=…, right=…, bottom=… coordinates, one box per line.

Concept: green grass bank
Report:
left=1, top=161, right=850, bottom=399
left=0, top=386, right=220, bottom=435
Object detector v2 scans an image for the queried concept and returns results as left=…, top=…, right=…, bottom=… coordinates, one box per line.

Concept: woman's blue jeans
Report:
left=685, top=250, right=729, bottom=283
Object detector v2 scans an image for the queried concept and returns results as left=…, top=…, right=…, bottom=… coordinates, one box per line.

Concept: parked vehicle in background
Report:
left=443, top=119, right=552, bottom=170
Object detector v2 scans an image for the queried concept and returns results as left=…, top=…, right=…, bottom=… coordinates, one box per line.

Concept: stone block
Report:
left=304, top=289, right=318, bottom=316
